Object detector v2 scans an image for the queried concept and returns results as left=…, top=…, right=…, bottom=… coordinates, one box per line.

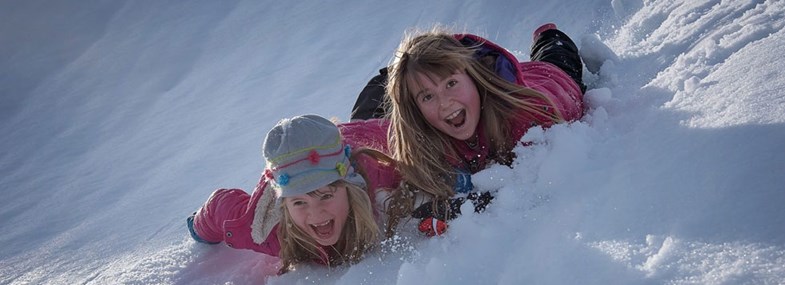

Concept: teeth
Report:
left=445, top=110, right=461, bottom=120
left=312, top=220, right=331, bottom=227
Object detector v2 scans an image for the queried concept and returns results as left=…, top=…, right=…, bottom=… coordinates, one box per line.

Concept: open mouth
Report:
left=310, top=219, right=335, bottom=239
left=445, top=109, right=466, bottom=128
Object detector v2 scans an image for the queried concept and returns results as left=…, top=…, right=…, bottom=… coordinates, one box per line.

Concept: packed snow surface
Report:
left=1, top=0, right=784, bottom=284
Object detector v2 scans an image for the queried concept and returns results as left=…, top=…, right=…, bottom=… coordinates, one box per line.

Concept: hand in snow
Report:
left=411, top=191, right=494, bottom=237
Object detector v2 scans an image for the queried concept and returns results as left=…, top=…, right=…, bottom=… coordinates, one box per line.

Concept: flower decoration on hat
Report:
left=336, top=162, right=347, bottom=177
left=277, top=173, right=290, bottom=186
left=308, top=150, right=320, bottom=165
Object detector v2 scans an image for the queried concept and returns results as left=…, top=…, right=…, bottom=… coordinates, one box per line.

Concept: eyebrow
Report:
left=308, top=187, right=337, bottom=197
left=409, top=72, right=441, bottom=100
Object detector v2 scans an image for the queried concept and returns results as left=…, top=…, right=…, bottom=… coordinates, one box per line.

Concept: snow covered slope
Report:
left=1, top=0, right=783, bottom=284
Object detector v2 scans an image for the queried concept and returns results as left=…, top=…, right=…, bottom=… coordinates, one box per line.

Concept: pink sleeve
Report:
left=192, top=188, right=250, bottom=243
left=518, top=61, right=584, bottom=121
left=338, top=118, right=390, bottom=153
left=353, top=154, right=401, bottom=209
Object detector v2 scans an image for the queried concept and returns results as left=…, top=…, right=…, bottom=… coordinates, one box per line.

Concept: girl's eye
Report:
left=292, top=200, right=305, bottom=206
left=421, top=93, right=433, bottom=103
left=447, top=79, right=457, bottom=88
left=321, top=193, right=334, bottom=200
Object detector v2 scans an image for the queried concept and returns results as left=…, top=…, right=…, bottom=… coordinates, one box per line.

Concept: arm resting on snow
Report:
left=191, top=188, right=250, bottom=244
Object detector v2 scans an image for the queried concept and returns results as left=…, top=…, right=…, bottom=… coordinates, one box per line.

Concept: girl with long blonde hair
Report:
left=376, top=24, right=586, bottom=235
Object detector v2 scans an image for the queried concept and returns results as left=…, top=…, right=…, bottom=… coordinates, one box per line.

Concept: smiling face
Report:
left=284, top=184, right=350, bottom=246
left=411, top=70, right=481, bottom=141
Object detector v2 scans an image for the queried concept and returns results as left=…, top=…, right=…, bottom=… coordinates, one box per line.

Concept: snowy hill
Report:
left=1, top=0, right=784, bottom=284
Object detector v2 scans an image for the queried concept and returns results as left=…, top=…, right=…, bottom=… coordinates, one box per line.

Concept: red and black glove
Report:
left=411, top=191, right=494, bottom=237
left=418, top=217, right=448, bottom=237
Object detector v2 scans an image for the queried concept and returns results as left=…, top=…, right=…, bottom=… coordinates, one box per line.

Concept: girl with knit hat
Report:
left=354, top=24, right=586, bottom=236
left=187, top=114, right=401, bottom=274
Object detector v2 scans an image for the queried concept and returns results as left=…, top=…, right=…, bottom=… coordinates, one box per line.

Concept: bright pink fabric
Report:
left=192, top=119, right=399, bottom=257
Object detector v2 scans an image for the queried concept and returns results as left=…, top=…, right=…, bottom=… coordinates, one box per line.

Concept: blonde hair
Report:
left=384, top=27, right=563, bottom=227
left=277, top=179, right=379, bottom=274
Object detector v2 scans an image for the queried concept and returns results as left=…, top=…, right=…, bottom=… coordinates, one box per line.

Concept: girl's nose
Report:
left=307, top=203, right=325, bottom=215
left=439, top=93, right=452, bottom=108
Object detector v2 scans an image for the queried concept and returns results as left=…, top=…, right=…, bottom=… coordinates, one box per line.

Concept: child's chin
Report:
left=449, top=131, right=472, bottom=140
left=311, top=232, right=339, bottom=246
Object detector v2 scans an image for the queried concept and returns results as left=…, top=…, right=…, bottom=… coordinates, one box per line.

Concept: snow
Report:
left=2, top=0, right=784, bottom=284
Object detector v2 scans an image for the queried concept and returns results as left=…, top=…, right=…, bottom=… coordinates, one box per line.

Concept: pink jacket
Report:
left=191, top=118, right=400, bottom=257
left=450, top=34, right=584, bottom=172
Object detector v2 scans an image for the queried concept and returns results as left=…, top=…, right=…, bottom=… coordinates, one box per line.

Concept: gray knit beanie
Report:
left=263, top=114, right=352, bottom=201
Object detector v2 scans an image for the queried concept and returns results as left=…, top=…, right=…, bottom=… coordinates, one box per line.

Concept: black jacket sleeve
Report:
left=350, top=68, right=389, bottom=120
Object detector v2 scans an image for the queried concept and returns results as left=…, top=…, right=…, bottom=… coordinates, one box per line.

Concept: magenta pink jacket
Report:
left=191, top=118, right=399, bottom=257
left=450, top=34, right=584, bottom=172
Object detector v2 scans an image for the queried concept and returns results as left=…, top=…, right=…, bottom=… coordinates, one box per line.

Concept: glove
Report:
left=411, top=197, right=464, bottom=221
left=411, top=191, right=495, bottom=220
left=411, top=191, right=495, bottom=237
left=418, top=217, right=448, bottom=237
left=468, top=191, right=494, bottom=213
